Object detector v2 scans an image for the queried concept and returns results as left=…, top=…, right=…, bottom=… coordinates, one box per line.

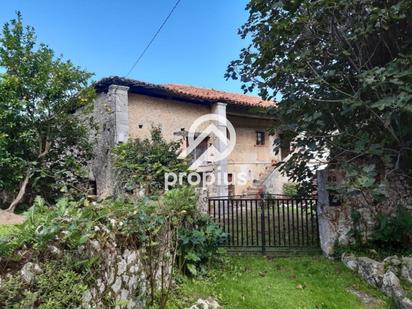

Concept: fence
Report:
left=208, top=197, right=319, bottom=254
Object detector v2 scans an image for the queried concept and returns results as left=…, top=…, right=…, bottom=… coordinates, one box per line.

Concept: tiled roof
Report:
left=94, top=76, right=275, bottom=108
left=163, top=83, right=274, bottom=108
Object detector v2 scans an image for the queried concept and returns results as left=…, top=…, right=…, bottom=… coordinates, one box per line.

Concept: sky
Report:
left=0, top=0, right=252, bottom=94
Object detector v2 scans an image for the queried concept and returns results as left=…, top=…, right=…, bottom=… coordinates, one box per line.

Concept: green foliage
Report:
left=0, top=195, right=160, bottom=256
left=339, top=164, right=389, bottom=206
left=282, top=183, right=298, bottom=197
left=0, top=187, right=208, bottom=309
left=227, top=0, right=412, bottom=198
left=0, top=13, right=95, bottom=210
left=336, top=205, right=412, bottom=258
left=0, top=223, right=18, bottom=238
left=113, top=126, right=189, bottom=195
left=0, top=275, right=38, bottom=308
left=0, top=256, right=90, bottom=308
left=372, top=204, right=412, bottom=252
left=1, top=197, right=84, bottom=255
left=163, top=186, right=197, bottom=215
left=177, top=213, right=226, bottom=276
left=0, top=187, right=200, bottom=260
left=348, top=209, right=363, bottom=247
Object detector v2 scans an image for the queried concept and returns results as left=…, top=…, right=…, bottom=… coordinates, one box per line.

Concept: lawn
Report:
left=168, top=256, right=393, bottom=309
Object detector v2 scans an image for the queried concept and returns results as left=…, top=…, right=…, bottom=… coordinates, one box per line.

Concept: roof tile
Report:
left=94, top=76, right=275, bottom=108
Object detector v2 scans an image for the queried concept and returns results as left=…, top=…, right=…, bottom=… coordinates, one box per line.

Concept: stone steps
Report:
left=242, top=164, right=276, bottom=196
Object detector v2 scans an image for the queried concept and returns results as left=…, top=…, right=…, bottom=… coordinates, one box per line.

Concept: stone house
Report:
left=91, top=76, right=291, bottom=197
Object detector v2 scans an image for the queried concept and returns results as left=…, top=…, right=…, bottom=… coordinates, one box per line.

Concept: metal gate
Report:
left=208, top=196, right=320, bottom=254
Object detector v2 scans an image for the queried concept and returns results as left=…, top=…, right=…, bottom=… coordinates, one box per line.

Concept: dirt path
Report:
left=0, top=210, right=25, bottom=225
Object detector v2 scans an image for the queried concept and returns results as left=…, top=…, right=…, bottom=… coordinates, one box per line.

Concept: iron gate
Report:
left=208, top=196, right=320, bottom=254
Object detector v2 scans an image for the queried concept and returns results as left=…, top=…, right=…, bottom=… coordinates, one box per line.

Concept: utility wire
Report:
left=125, top=0, right=182, bottom=77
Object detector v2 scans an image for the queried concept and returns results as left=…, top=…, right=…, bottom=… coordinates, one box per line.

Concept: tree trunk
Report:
left=7, top=171, right=31, bottom=213
left=7, top=138, right=50, bottom=213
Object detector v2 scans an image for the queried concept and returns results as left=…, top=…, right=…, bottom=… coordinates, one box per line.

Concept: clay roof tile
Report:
left=94, top=76, right=276, bottom=108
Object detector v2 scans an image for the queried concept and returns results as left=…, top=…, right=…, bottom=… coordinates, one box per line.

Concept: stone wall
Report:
left=81, top=240, right=147, bottom=308
left=128, top=93, right=210, bottom=142
left=3, top=235, right=171, bottom=309
left=342, top=253, right=412, bottom=308
left=316, top=169, right=412, bottom=256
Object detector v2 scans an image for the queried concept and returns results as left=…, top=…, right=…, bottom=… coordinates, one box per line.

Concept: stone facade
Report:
left=91, top=82, right=291, bottom=198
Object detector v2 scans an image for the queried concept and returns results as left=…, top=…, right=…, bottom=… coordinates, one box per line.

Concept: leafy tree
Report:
left=0, top=13, right=95, bottom=212
left=113, top=127, right=189, bottom=195
left=227, top=0, right=412, bottom=202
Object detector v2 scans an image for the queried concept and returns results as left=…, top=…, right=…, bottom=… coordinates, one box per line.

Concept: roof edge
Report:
left=94, top=76, right=276, bottom=109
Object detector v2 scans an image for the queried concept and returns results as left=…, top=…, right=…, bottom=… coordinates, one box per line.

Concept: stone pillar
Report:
left=108, top=85, right=130, bottom=144
left=317, top=169, right=334, bottom=256
left=93, top=85, right=129, bottom=197
left=211, top=102, right=228, bottom=197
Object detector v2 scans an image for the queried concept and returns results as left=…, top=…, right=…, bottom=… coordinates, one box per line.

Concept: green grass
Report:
left=168, top=256, right=393, bottom=309
left=0, top=224, right=18, bottom=237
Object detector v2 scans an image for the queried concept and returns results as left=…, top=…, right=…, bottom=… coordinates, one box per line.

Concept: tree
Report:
left=227, top=0, right=412, bottom=202
left=0, top=13, right=95, bottom=212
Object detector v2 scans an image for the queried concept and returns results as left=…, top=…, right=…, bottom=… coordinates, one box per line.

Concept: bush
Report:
left=0, top=187, right=226, bottom=308
left=0, top=196, right=156, bottom=256
left=0, top=255, right=90, bottom=308
left=1, top=190, right=199, bottom=255
left=283, top=183, right=298, bottom=197
left=0, top=224, right=18, bottom=238
left=177, top=213, right=226, bottom=276
left=372, top=204, right=412, bottom=253
left=113, top=126, right=189, bottom=195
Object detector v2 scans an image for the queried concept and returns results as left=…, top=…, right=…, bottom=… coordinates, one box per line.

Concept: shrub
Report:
left=283, top=183, right=298, bottom=197
left=372, top=204, right=412, bottom=253
left=113, top=126, right=189, bottom=195
left=0, top=187, right=204, bottom=308
left=0, top=224, right=18, bottom=238
left=0, top=187, right=225, bottom=308
left=177, top=213, right=226, bottom=276
left=0, top=194, right=182, bottom=257
left=163, top=186, right=197, bottom=215
left=0, top=196, right=145, bottom=256
left=0, top=255, right=90, bottom=308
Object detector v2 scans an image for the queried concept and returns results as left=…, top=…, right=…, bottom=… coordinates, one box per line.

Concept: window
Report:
left=186, top=134, right=209, bottom=161
left=228, top=174, right=235, bottom=197
left=256, top=131, right=265, bottom=145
